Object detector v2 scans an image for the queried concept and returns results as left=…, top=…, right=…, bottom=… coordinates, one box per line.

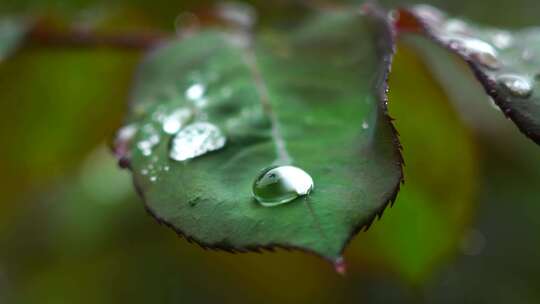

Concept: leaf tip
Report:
left=333, top=257, right=347, bottom=276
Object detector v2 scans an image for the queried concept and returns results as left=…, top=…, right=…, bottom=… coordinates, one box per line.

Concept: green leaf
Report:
left=121, top=9, right=403, bottom=262
left=397, top=5, right=540, bottom=144
left=0, top=48, right=139, bottom=232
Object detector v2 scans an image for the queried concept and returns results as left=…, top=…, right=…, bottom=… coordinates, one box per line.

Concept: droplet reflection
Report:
left=252, top=165, right=314, bottom=207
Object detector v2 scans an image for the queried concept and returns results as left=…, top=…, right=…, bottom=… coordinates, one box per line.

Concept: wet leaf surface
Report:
left=121, top=9, right=403, bottom=262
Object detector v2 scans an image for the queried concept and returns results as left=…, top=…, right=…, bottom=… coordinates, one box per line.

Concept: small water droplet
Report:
left=113, top=123, right=138, bottom=166
left=216, top=2, right=256, bottom=29
left=169, top=122, right=226, bottom=161
left=225, top=31, right=250, bottom=48
left=491, top=30, right=513, bottom=49
left=150, top=176, right=157, bottom=183
left=444, top=19, right=468, bottom=34
left=252, top=165, right=314, bottom=207
left=521, top=49, right=535, bottom=62
left=186, top=83, right=205, bottom=100
left=137, top=124, right=160, bottom=157
left=185, top=83, right=208, bottom=107
left=362, top=121, right=369, bottom=130
left=141, top=169, right=149, bottom=176
left=162, top=107, right=193, bottom=135
left=116, top=124, right=137, bottom=143
left=450, top=36, right=500, bottom=69
left=412, top=4, right=445, bottom=26
left=497, top=74, right=533, bottom=98
left=464, top=39, right=500, bottom=69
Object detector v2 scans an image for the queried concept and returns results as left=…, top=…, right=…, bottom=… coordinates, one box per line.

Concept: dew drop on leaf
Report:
left=185, top=83, right=205, bottom=100
left=137, top=124, right=160, bottom=157
left=411, top=4, right=445, bottom=25
left=113, top=124, right=138, bottom=167
left=162, top=107, right=193, bottom=135
left=491, top=30, right=513, bottom=49
left=362, top=120, right=369, bottom=130
left=521, top=49, right=535, bottom=62
left=444, top=18, right=469, bottom=34
left=497, top=74, right=533, bottom=98
left=216, top=2, right=256, bottom=28
left=252, top=165, right=314, bottom=207
left=116, top=124, right=138, bottom=143
left=443, top=35, right=500, bottom=69
left=169, top=122, right=226, bottom=161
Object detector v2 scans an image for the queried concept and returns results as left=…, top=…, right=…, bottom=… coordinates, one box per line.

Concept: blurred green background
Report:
left=1, top=1, right=539, bottom=303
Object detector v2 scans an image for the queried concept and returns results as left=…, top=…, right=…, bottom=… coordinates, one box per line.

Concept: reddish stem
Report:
left=26, top=21, right=168, bottom=50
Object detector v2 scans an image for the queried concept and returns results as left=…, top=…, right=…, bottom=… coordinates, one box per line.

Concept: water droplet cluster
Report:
left=137, top=124, right=161, bottom=157
left=169, top=122, right=227, bottom=162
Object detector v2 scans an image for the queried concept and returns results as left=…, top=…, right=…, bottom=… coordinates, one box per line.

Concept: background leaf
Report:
left=397, top=5, right=540, bottom=144
left=0, top=47, right=139, bottom=233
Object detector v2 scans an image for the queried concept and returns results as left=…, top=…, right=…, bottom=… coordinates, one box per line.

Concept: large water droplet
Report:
left=137, top=124, right=160, bottom=157
left=169, top=122, right=226, bottom=161
left=252, top=165, right=314, bottom=207
left=497, top=74, right=533, bottom=98
left=162, top=108, right=193, bottom=134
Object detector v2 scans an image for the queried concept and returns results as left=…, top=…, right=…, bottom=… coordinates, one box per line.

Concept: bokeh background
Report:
left=1, top=0, right=539, bottom=303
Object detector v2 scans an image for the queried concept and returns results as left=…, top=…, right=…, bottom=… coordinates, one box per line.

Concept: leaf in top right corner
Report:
left=396, top=5, right=540, bottom=145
